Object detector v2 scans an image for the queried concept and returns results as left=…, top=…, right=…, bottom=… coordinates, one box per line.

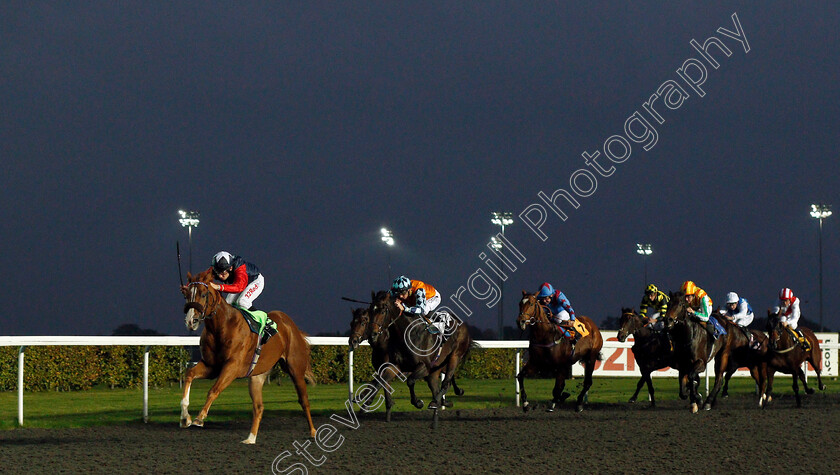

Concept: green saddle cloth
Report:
left=236, top=306, right=278, bottom=342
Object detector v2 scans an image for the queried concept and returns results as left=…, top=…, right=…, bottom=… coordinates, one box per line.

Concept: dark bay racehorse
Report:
left=517, top=292, right=603, bottom=412
left=348, top=306, right=464, bottom=421
left=663, top=291, right=728, bottom=413
left=368, top=291, right=475, bottom=427
left=180, top=270, right=316, bottom=443
left=762, top=310, right=826, bottom=407
left=617, top=308, right=681, bottom=407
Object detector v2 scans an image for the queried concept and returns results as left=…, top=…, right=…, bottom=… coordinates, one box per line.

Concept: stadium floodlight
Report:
left=178, top=210, right=200, bottom=273
left=636, top=243, right=653, bottom=286
left=380, top=228, right=395, bottom=282
left=810, top=204, right=832, bottom=330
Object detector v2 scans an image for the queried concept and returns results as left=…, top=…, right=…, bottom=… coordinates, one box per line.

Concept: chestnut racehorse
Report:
left=180, top=270, right=316, bottom=443
left=762, top=310, right=826, bottom=407
left=617, top=308, right=681, bottom=407
left=516, top=292, right=603, bottom=412
left=713, top=314, right=768, bottom=403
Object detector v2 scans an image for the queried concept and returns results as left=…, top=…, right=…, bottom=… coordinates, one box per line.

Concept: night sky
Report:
left=2, top=2, right=838, bottom=337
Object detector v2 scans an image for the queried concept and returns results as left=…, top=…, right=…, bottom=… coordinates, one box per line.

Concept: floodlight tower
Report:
left=381, top=228, right=395, bottom=283
left=491, top=212, right=514, bottom=339
left=178, top=210, right=200, bottom=273
left=636, top=243, right=653, bottom=286
left=810, top=204, right=832, bottom=330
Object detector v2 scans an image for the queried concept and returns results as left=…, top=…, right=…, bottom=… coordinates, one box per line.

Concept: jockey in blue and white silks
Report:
left=537, top=282, right=577, bottom=341
left=722, top=292, right=754, bottom=327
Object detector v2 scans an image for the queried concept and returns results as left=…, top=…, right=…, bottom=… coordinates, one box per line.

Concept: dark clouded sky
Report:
left=2, top=1, right=838, bottom=337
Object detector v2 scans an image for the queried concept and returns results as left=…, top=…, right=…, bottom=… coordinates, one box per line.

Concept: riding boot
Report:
left=700, top=321, right=716, bottom=340
left=795, top=329, right=811, bottom=351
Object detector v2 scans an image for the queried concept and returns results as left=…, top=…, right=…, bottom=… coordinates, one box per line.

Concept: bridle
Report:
left=183, top=281, right=219, bottom=323
left=518, top=297, right=552, bottom=327
left=618, top=311, right=643, bottom=340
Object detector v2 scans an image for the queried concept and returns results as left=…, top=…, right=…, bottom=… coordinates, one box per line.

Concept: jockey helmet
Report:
left=537, top=282, right=555, bottom=298
left=390, top=276, right=412, bottom=295
left=212, top=251, right=233, bottom=273
left=646, top=284, right=658, bottom=294
left=779, top=288, right=794, bottom=301
left=726, top=292, right=739, bottom=304
left=680, top=281, right=698, bottom=295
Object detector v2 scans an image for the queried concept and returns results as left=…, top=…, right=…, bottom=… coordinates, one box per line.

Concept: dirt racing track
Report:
left=2, top=391, right=838, bottom=474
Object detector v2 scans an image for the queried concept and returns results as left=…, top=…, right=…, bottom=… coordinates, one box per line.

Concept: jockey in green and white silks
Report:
left=681, top=280, right=717, bottom=340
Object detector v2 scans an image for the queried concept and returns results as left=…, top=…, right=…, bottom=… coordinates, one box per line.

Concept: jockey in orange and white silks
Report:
left=778, top=288, right=801, bottom=330
left=390, top=275, right=453, bottom=334
left=208, top=251, right=264, bottom=311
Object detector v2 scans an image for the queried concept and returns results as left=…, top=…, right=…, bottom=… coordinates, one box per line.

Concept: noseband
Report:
left=518, top=300, right=551, bottom=327
left=183, top=282, right=218, bottom=322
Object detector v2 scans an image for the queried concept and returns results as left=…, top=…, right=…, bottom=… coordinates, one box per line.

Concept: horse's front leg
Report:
left=181, top=361, right=212, bottom=428
left=517, top=362, right=537, bottom=412
left=194, top=363, right=242, bottom=426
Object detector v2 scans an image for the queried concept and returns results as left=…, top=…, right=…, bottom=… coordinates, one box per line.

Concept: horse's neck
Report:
left=206, top=301, right=246, bottom=336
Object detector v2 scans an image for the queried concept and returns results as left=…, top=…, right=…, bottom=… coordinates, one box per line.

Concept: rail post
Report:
left=18, top=346, right=25, bottom=426
left=348, top=349, right=354, bottom=402
left=515, top=350, right=521, bottom=407
left=143, top=346, right=150, bottom=423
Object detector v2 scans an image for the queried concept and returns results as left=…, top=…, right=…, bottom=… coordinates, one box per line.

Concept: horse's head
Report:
left=766, top=308, right=785, bottom=349
left=661, top=291, right=687, bottom=330
left=369, top=290, right=397, bottom=340
left=348, top=307, right=370, bottom=350
left=517, top=291, right=549, bottom=330
left=617, top=308, right=644, bottom=342
left=182, top=270, right=219, bottom=331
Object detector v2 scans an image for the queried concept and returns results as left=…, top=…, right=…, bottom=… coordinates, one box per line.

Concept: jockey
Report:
left=778, top=288, right=810, bottom=350
left=681, top=281, right=716, bottom=339
left=639, top=283, right=669, bottom=331
left=722, top=292, right=758, bottom=348
left=390, top=275, right=450, bottom=333
left=722, top=292, right=754, bottom=327
left=537, top=282, right=579, bottom=343
left=208, top=251, right=264, bottom=311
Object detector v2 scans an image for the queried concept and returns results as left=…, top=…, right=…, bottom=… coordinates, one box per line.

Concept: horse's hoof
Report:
left=192, top=419, right=204, bottom=427
left=414, top=400, right=424, bottom=409
left=820, top=384, right=827, bottom=391
left=385, top=413, right=391, bottom=423
left=703, top=403, right=712, bottom=411
left=522, top=401, right=530, bottom=413
left=559, top=392, right=571, bottom=402
left=679, top=393, right=688, bottom=400
left=690, top=403, right=699, bottom=413
left=241, top=433, right=257, bottom=444
left=454, top=387, right=465, bottom=396
left=443, top=399, right=453, bottom=408
left=428, top=401, right=439, bottom=410
left=575, top=405, right=584, bottom=413
left=180, top=418, right=191, bottom=428
left=806, top=388, right=815, bottom=395
left=722, top=393, right=729, bottom=399
left=628, top=397, right=637, bottom=404
left=546, top=403, right=556, bottom=413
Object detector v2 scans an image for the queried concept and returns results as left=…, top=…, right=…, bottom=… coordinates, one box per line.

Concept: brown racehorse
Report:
left=617, top=308, right=681, bottom=407
left=367, top=290, right=474, bottom=428
left=348, top=307, right=463, bottom=421
left=663, top=291, right=728, bottom=413
left=180, top=270, right=316, bottom=443
left=713, top=313, right=768, bottom=403
left=516, top=292, right=603, bottom=412
left=762, top=309, right=826, bottom=407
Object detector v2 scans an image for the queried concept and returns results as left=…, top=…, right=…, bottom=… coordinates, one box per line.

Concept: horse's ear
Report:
left=522, top=290, right=528, bottom=296
left=371, top=291, right=376, bottom=301
left=186, top=271, right=193, bottom=282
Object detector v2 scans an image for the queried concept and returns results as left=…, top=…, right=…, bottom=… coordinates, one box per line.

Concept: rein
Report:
left=770, top=327, right=798, bottom=354
left=183, top=281, right=219, bottom=322
left=519, top=300, right=562, bottom=347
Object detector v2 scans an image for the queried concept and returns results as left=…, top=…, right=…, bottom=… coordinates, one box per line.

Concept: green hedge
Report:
left=0, top=345, right=520, bottom=391
left=0, top=346, right=189, bottom=392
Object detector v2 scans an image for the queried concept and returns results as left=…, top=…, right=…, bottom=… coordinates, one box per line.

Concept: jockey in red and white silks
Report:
left=778, top=288, right=801, bottom=330
left=209, top=251, right=264, bottom=310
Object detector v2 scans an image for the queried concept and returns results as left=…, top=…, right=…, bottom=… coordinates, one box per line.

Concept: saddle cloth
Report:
left=709, top=315, right=727, bottom=338
left=236, top=306, right=278, bottom=345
